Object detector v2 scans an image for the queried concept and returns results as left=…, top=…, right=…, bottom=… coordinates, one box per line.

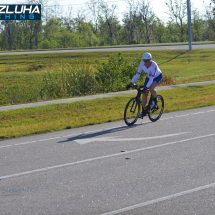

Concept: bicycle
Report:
left=124, top=84, right=164, bottom=126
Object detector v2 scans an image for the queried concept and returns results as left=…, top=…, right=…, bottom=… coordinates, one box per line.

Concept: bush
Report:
left=95, top=52, right=143, bottom=92
left=39, top=39, right=58, bottom=49
left=160, top=75, right=176, bottom=85
left=39, top=52, right=144, bottom=100
left=39, top=67, right=98, bottom=100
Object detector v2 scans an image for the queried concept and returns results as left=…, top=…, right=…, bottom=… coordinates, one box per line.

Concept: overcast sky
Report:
left=4, top=0, right=212, bottom=23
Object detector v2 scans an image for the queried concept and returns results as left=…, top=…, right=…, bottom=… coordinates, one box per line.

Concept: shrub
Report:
left=160, top=75, right=176, bottom=85
left=39, top=52, right=144, bottom=100
left=39, top=64, right=98, bottom=100
left=39, top=39, right=58, bottom=49
left=95, top=52, right=143, bottom=92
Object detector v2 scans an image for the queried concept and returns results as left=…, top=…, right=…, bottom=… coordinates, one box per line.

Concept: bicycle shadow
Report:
left=58, top=122, right=151, bottom=143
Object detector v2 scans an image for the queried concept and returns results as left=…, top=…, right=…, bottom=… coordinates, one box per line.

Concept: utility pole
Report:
left=187, top=0, right=192, bottom=50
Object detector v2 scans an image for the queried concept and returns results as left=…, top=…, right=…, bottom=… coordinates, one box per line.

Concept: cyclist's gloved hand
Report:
left=126, top=82, right=133, bottom=90
left=142, top=87, right=148, bottom=93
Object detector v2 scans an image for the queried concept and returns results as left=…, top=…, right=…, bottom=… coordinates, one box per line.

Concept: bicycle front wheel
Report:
left=124, top=98, right=140, bottom=126
left=148, top=95, right=164, bottom=122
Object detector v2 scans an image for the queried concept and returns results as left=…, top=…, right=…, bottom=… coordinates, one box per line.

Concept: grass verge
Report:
left=1, top=49, right=215, bottom=106
left=0, top=84, right=215, bottom=140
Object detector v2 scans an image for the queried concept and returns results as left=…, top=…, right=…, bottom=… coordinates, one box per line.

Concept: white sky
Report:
left=3, top=0, right=212, bottom=24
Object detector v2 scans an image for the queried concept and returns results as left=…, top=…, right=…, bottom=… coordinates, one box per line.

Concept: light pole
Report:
left=187, top=0, right=192, bottom=50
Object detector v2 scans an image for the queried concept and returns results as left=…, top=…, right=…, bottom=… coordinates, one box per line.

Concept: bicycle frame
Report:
left=124, top=84, right=164, bottom=125
left=130, top=100, right=138, bottom=113
left=134, top=85, right=153, bottom=113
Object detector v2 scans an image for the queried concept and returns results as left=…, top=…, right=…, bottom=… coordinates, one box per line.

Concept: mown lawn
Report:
left=0, top=49, right=215, bottom=106
left=0, top=84, right=215, bottom=140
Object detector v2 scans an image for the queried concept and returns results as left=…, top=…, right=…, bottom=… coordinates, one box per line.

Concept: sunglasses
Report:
left=144, top=59, right=151, bottom=63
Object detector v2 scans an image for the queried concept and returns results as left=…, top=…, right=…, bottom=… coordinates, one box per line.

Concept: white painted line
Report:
left=192, top=112, right=205, bottom=115
left=1, top=133, right=215, bottom=180
left=75, top=132, right=189, bottom=144
left=38, top=137, right=62, bottom=142
left=175, top=114, right=190, bottom=118
left=62, top=133, right=81, bottom=138
left=0, top=133, right=80, bottom=149
left=206, top=109, right=215, bottom=113
left=100, top=182, right=215, bottom=215
left=0, top=140, right=38, bottom=149
left=160, top=109, right=215, bottom=121
left=105, top=126, right=123, bottom=130
left=160, top=117, right=174, bottom=120
left=83, top=130, right=103, bottom=134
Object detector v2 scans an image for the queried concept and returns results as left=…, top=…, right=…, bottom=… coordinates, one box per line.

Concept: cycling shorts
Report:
left=144, top=73, right=163, bottom=87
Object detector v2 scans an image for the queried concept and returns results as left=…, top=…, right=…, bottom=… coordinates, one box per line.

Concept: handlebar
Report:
left=129, top=84, right=149, bottom=94
left=131, top=84, right=145, bottom=90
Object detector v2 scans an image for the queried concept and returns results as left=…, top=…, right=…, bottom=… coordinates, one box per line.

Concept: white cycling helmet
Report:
left=142, top=53, right=152, bottom=61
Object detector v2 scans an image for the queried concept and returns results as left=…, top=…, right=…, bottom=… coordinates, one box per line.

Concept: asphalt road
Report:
left=1, top=106, right=215, bottom=214
left=0, top=43, right=215, bottom=55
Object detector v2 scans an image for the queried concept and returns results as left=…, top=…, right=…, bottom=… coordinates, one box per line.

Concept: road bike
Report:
left=124, top=84, right=164, bottom=126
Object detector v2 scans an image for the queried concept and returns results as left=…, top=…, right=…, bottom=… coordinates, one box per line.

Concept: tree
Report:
left=166, top=0, right=187, bottom=42
left=122, top=0, right=155, bottom=44
left=77, top=22, right=100, bottom=47
left=139, top=0, right=155, bottom=44
left=43, top=18, right=60, bottom=41
left=123, top=0, right=141, bottom=44
left=192, top=8, right=203, bottom=41
left=210, top=0, right=215, bottom=15
left=1, top=21, right=16, bottom=50
left=76, top=7, right=87, bottom=26
left=87, top=0, right=103, bottom=33
left=63, top=6, right=74, bottom=31
left=14, top=22, right=23, bottom=49
left=33, top=21, right=42, bottom=49
left=152, top=18, right=167, bottom=43
left=100, top=2, right=120, bottom=45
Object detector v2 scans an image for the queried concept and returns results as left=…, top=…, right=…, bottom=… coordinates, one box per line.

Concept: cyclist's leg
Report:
left=139, top=92, right=149, bottom=117
left=149, top=82, right=157, bottom=98
left=149, top=74, right=163, bottom=103
left=142, top=91, right=149, bottom=106
left=142, top=77, right=150, bottom=106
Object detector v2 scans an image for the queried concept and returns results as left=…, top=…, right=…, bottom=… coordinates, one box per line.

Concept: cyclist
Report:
left=126, top=52, right=163, bottom=117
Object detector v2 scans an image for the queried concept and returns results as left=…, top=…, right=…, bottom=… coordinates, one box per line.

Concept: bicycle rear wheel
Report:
left=148, top=95, right=164, bottom=122
left=124, top=98, right=140, bottom=126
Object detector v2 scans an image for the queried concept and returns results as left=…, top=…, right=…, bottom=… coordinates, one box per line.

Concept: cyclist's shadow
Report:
left=58, top=122, right=151, bottom=144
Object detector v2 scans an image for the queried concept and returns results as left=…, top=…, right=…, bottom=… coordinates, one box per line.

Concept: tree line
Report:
left=0, top=0, right=215, bottom=51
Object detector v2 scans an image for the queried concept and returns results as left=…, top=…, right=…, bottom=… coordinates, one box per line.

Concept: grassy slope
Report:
left=0, top=49, right=215, bottom=139
left=1, top=49, right=215, bottom=82
left=0, top=84, right=215, bottom=140
left=160, top=49, right=215, bottom=83
left=0, top=49, right=215, bottom=105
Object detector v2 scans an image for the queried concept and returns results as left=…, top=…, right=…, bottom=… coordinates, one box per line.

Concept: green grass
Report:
left=1, top=49, right=215, bottom=78
left=0, top=72, right=43, bottom=105
left=160, top=49, right=215, bottom=83
left=1, top=49, right=215, bottom=106
left=0, top=84, right=215, bottom=140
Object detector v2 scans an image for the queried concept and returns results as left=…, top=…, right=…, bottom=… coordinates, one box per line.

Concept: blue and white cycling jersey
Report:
left=131, top=61, right=162, bottom=88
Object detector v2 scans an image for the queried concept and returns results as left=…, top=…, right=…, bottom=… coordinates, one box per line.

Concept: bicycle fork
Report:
left=130, top=100, right=138, bottom=113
